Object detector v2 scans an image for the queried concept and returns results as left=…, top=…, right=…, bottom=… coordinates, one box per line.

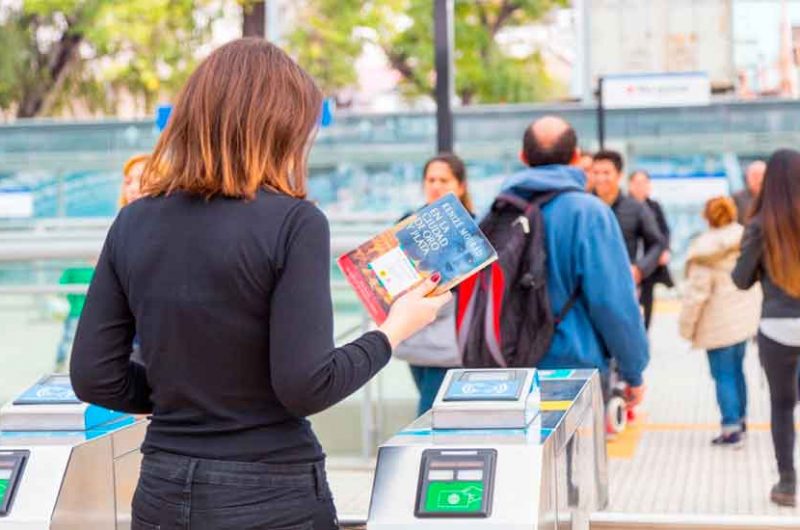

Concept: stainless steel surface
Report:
left=113, top=450, right=142, bottom=530
left=0, top=423, right=146, bottom=530
left=369, top=444, right=544, bottom=530
left=431, top=369, right=540, bottom=430
left=0, top=447, right=71, bottom=530
left=0, top=381, right=147, bottom=530
left=110, top=421, right=147, bottom=459
left=51, top=436, right=116, bottom=530
left=537, top=446, right=557, bottom=530
left=367, top=371, right=606, bottom=530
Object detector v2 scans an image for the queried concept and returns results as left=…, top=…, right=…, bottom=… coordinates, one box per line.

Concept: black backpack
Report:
left=456, top=191, right=580, bottom=368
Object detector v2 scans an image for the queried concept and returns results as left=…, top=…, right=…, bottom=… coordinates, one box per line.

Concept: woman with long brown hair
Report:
left=733, top=148, right=800, bottom=507
left=69, top=39, right=450, bottom=529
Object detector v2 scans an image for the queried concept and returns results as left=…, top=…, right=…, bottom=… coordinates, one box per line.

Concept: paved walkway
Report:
left=326, top=304, right=800, bottom=522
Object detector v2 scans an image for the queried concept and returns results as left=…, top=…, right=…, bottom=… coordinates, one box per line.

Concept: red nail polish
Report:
left=431, top=272, right=441, bottom=282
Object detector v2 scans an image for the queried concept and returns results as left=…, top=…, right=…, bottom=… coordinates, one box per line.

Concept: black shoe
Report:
left=771, top=471, right=797, bottom=507
left=711, top=431, right=743, bottom=448
left=771, top=481, right=797, bottom=507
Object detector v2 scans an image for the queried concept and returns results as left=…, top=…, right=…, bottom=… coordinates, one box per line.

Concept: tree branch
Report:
left=17, top=21, right=84, bottom=117
left=491, top=0, right=521, bottom=38
left=476, top=2, right=491, bottom=62
left=383, top=47, right=432, bottom=97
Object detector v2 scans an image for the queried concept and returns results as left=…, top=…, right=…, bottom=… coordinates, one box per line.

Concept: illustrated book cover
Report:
left=337, top=193, right=497, bottom=324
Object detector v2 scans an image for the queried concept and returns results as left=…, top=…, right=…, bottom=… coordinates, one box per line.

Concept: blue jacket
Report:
left=500, top=165, right=649, bottom=386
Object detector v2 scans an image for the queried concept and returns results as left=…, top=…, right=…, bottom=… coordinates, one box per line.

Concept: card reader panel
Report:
left=0, top=450, right=28, bottom=516
left=414, top=449, right=496, bottom=518
left=13, top=374, right=80, bottom=405
left=443, top=369, right=527, bottom=401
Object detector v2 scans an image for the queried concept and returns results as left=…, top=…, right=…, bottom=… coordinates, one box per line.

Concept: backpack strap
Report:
left=456, top=273, right=480, bottom=353
left=492, top=193, right=531, bottom=212
left=555, top=286, right=581, bottom=324
left=495, top=190, right=571, bottom=214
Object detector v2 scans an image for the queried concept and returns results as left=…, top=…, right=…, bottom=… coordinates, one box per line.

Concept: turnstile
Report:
left=367, top=368, right=607, bottom=530
left=0, top=375, right=146, bottom=530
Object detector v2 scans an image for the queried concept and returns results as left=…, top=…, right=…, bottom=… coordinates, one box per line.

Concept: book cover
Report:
left=338, top=193, right=497, bottom=324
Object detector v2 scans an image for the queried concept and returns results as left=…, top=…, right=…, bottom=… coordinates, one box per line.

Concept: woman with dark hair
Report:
left=733, top=148, right=800, bottom=507
left=69, top=39, right=451, bottom=529
left=395, top=153, right=472, bottom=415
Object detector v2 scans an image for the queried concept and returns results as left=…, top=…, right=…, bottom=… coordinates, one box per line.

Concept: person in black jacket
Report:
left=69, top=39, right=452, bottom=529
left=592, top=151, right=666, bottom=293
left=733, top=149, right=800, bottom=508
left=629, top=170, right=674, bottom=329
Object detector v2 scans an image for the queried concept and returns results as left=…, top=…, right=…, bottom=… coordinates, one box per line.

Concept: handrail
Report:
left=589, top=512, right=800, bottom=529
left=0, top=281, right=356, bottom=296
left=0, top=214, right=395, bottom=231
left=338, top=512, right=800, bottom=530
left=0, top=236, right=372, bottom=262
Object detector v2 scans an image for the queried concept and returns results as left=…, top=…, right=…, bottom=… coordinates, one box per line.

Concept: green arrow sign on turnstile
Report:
left=0, top=479, right=8, bottom=504
left=425, top=481, right=483, bottom=513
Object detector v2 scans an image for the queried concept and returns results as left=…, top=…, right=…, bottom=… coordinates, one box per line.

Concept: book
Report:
left=338, top=193, right=497, bottom=324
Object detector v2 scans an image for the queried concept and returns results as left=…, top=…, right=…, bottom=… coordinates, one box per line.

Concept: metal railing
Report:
left=589, top=513, right=800, bottom=529
left=0, top=216, right=395, bottom=262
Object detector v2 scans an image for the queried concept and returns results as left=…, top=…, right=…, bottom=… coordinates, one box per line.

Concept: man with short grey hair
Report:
left=733, top=160, right=766, bottom=224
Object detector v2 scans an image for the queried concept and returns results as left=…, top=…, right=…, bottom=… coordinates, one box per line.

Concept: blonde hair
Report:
left=120, top=154, right=150, bottom=207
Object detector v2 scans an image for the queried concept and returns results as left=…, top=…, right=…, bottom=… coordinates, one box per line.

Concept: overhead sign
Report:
left=601, top=72, right=710, bottom=109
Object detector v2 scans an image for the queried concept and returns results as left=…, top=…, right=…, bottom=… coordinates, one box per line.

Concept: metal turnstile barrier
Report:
left=0, top=375, right=146, bottom=530
left=365, top=368, right=608, bottom=530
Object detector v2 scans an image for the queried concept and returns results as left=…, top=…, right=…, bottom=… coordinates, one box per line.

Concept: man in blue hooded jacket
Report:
left=501, top=116, right=649, bottom=402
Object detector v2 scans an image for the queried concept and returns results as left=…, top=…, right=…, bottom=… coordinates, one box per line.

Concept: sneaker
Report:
left=711, top=431, right=743, bottom=448
left=771, top=481, right=797, bottom=507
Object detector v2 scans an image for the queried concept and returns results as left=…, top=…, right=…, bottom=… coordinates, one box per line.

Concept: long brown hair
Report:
left=751, top=149, right=800, bottom=297
left=423, top=153, right=474, bottom=213
left=142, top=38, right=322, bottom=200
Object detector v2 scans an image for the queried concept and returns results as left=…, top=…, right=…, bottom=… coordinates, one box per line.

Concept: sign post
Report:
left=434, top=0, right=454, bottom=153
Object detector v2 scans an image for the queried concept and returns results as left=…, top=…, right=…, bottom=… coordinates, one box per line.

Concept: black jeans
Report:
left=132, top=451, right=339, bottom=530
left=759, top=333, right=800, bottom=476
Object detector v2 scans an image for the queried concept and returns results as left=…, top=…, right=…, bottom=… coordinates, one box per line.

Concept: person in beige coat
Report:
left=679, top=196, right=761, bottom=447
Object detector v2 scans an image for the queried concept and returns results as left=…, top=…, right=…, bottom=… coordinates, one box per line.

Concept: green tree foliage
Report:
left=286, top=0, right=568, bottom=105
left=0, top=0, right=217, bottom=118
left=285, top=0, right=402, bottom=99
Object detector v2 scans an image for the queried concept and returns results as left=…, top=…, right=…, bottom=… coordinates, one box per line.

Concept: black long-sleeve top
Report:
left=732, top=217, right=800, bottom=319
left=610, top=193, right=666, bottom=279
left=70, top=190, right=391, bottom=463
